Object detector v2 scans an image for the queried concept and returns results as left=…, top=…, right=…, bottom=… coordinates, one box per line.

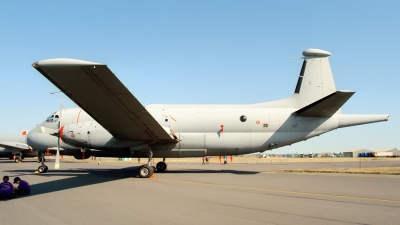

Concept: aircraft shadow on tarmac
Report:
left=164, top=169, right=258, bottom=175
left=0, top=159, right=38, bottom=164
left=3, top=166, right=259, bottom=197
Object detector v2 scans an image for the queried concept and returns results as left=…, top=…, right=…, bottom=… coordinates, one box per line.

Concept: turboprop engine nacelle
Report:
left=60, top=122, right=138, bottom=149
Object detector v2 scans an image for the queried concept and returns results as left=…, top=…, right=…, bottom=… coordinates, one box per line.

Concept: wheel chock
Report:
left=34, top=171, right=39, bottom=174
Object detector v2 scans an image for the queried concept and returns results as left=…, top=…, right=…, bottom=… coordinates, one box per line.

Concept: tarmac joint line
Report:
left=154, top=178, right=400, bottom=204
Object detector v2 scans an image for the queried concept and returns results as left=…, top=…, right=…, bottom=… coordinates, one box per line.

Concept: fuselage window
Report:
left=54, top=115, right=59, bottom=122
left=240, top=115, right=247, bottom=122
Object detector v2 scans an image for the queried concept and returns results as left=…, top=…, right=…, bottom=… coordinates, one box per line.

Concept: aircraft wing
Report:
left=0, top=142, right=30, bottom=151
left=32, top=58, right=174, bottom=142
left=294, top=91, right=355, bottom=117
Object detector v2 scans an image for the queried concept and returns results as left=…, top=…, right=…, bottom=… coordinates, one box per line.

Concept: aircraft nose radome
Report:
left=32, top=58, right=103, bottom=68
left=302, top=49, right=332, bottom=57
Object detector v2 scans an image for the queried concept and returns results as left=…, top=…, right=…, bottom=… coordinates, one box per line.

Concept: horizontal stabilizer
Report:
left=338, top=114, right=390, bottom=128
left=294, top=91, right=355, bottom=117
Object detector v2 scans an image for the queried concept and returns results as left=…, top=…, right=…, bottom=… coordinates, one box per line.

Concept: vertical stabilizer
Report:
left=293, top=49, right=336, bottom=108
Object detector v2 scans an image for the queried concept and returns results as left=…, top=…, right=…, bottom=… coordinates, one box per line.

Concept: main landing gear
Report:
left=37, top=151, right=48, bottom=173
left=156, top=159, right=167, bottom=172
left=137, top=151, right=168, bottom=178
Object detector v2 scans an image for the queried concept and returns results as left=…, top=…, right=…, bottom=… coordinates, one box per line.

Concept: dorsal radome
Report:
left=302, top=48, right=332, bottom=57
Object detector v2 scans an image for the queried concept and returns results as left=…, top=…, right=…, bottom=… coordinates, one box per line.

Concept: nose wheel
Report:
left=38, top=165, right=48, bottom=173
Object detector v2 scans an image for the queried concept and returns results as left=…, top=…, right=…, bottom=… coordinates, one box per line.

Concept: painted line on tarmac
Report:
left=154, top=178, right=400, bottom=204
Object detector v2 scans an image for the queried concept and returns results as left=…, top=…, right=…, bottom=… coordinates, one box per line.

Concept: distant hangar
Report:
left=343, top=148, right=400, bottom=157
left=343, top=149, right=372, bottom=158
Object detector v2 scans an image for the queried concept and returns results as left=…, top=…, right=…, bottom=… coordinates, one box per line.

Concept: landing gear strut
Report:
left=138, top=149, right=154, bottom=178
left=37, top=151, right=48, bottom=173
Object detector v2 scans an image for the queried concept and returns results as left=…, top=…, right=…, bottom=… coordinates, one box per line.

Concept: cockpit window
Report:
left=45, top=114, right=59, bottom=123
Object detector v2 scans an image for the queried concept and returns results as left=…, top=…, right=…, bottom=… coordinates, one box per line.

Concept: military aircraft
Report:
left=0, top=130, right=37, bottom=162
left=27, top=48, right=389, bottom=178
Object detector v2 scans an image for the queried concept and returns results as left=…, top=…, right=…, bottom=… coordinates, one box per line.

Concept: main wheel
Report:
left=44, top=166, right=48, bottom=172
left=138, top=165, right=153, bottom=178
left=156, top=161, right=167, bottom=172
left=15, top=158, right=22, bottom=163
left=38, top=165, right=47, bottom=173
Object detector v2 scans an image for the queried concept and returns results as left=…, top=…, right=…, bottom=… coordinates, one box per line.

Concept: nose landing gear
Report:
left=37, top=151, right=48, bottom=173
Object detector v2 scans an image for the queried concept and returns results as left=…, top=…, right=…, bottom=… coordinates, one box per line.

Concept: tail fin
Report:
left=292, top=49, right=336, bottom=108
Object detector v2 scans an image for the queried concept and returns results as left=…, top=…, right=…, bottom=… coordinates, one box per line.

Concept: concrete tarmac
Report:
left=1, top=159, right=400, bottom=225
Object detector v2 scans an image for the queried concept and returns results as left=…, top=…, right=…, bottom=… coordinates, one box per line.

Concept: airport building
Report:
left=316, top=152, right=333, bottom=157
left=343, top=149, right=372, bottom=158
left=374, top=148, right=400, bottom=157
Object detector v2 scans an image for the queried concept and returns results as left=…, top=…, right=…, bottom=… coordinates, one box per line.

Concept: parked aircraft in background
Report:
left=0, top=130, right=37, bottom=162
left=27, top=48, right=388, bottom=178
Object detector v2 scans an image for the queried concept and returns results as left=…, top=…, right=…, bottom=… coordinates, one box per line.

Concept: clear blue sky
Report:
left=1, top=1, right=399, bottom=154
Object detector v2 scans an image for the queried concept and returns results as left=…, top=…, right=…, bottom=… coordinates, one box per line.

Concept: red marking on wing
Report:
left=21, top=130, right=28, bottom=136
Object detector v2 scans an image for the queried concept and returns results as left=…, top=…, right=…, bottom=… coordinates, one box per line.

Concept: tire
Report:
left=38, top=166, right=47, bottom=173
left=44, top=166, right=48, bottom=172
left=138, top=165, right=153, bottom=178
left=15, top=159, right=21, bottom=163
left=156, top=161, right=167, bottom=172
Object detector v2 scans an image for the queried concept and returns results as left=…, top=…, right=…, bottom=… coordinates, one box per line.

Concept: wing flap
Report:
left=33, top=58, right=174, bottom=142
left=294, top=91, right=355, bottom=117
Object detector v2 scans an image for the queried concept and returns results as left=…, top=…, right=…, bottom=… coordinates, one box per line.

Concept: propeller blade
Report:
left=55, top=99, right=62, bottom=170
left=54, top=138, right=60, bottom=169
